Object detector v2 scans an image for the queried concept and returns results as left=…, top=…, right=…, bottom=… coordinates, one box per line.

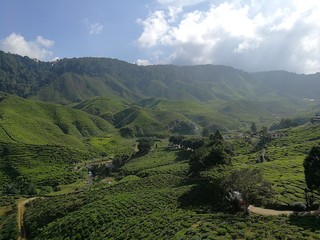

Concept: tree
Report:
left=136, top=138, right=154, bottom=155
left=203, top=144, right=231, bottom=166
left=201, top=128, right=210, bottom=137
left=303, top=146, right=320, bottom=191
left=250, top=122, right=257, bottom=133
left=221, top=168, right=273, bottom=213
left=256, top=126, right=271, bottom=149
left=209, top=130, right=223, bottom=145
left=168, top=119, right=196, bottom=135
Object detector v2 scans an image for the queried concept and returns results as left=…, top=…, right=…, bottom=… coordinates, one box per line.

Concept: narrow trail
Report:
left=248, top=205, right=320, bottom=216
left=17, top=198, right=36, bottom=240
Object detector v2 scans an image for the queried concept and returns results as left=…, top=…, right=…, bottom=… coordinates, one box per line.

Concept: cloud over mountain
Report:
left=137, top=0, right=320, bottom=73
left=0, top=33, right=54, bottom=60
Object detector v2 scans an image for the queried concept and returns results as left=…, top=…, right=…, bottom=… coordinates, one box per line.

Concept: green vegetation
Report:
left=0, top=93, right=115, bottom=146
left=221, top=169, right=274, bottom=212
left=304, top=145, right=320, bottom=191
left=21, top=133, right=320, bottom=239
left=1, top=50, right=319, bottom=130
left=1, top=51, right=320, bottom=239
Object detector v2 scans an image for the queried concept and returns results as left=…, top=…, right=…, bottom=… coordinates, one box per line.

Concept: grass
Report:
left=120, top=141, right=190, bottom=176
left=86, top=135, right=136, bottom=157
left=45, top=179, right=87, bottom=196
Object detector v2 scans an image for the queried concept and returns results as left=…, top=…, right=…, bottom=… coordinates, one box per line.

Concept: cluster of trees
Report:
left=136, top=138, right=154, bottom=155
left=171, top=130, right=274, bottom=213
left=220, top=169, right=273, bottom=213
left=187, top=130, right=232, bottom=175
left=3, top=176, right=37, bottom=195
left=168, top=120, right=197, bottom=135
left=169, top=135, right=205, bottom=150
left=269, top=118, right=298, bottom=131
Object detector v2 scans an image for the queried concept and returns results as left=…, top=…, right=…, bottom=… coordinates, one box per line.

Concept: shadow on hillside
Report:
left=163, top=148, right=191, bottom=162
left=178, top=178, right=224, bottom=212
left=174, top=150, right=191, bottom=162
left=289, top=215, right=320, bottom=231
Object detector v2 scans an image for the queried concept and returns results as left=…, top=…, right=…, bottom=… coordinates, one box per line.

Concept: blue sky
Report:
left=1, top=0, right=320, bottom=73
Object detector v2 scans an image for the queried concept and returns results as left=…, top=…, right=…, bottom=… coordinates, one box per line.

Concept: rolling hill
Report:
left=1, top=51, right=320, bottom=239
left=16, top=123, right=320, bottom=239
left=0, top=93, right=121, bottom=194
left=1, top=50, right=319, bottom=131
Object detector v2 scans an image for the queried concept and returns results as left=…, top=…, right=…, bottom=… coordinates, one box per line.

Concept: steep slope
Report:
left=113, top=106, right=197, bottom=137
left=0, top=93, right=115, bottom=146
left=73, top=96, right=129, bottom=123
left=1, top=51, right=318, bottom=105
left=0, top=93, right=118, bottom=193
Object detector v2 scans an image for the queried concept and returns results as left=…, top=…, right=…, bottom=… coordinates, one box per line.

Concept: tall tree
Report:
left=303, top=146, right=320, bottom=191
left=250, top=122, right=257, bottom=133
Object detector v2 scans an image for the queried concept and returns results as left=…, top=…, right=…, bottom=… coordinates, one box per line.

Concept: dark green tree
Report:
left=136, top=138, right=154, bottom=155
left=209, top=130, right=223, bottom=145
left=221, top=169, right=273, bottom=213
left=256, top=126, right=271, bottom=149
left=250, top=122, right=257, bottom=133
left=203, top=144, right=231, bottom=166
left=303, top=146, right=320, bottom=191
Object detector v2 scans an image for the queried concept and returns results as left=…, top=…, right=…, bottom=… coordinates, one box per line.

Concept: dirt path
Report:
left=248, top=205, right=320, bottom=216
left=17, top=198, right=36, bottom=240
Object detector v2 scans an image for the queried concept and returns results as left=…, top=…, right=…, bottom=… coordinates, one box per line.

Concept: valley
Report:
left=0, top=51, right=320, bottom=239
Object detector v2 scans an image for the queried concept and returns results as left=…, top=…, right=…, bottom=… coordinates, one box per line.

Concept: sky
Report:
left=1, top=0, right=320, bottom=74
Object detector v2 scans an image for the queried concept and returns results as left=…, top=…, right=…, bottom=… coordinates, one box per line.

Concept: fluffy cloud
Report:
left=137, top=0, right=320, bottom=73
left=0, top=33, right=54, bottom=60
left=135, top=59, right=151, bottom=66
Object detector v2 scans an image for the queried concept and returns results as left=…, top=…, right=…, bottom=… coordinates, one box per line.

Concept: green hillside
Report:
left=20, top=125, right=320, bottom=239
left=0, top=93, right=115, bottom=146
left=73, top=96, right=129, bottom=123
left=113, top=106, right=197, bottom=137
left=1, top=51, right=318, bottom=134
left=0, top=93, right=127, bottom=194
left=1, top=51, right=320, bottom=239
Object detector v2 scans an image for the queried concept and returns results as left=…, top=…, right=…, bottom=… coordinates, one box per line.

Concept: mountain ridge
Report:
left=1, top=50, right=319, bottom=104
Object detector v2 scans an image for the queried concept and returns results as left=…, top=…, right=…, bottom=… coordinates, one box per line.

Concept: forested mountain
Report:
left=1, top=50, right=319, bottom=105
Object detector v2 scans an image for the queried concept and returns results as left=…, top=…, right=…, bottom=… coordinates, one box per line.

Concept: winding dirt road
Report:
left=248, top=205, right=320, bottom=216
left=17, top=198, right=36, bottom=240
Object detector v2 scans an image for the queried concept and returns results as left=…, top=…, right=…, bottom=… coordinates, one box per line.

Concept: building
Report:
left=311, top=113, right=320, bottom=124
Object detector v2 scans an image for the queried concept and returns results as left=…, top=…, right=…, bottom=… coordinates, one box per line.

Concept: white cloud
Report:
left=137, top=11, right=169, bottom=48
left=135, top=59, right=151, bottom=66
left=157, top=0, right=207, bottom=7
left=0, top=33, right=54, bottom=60
left=83, top=19, right=104, bottom=35
left=36, top=36, right=54, bottom=48
left=137, top=0, right=320, bottom=73
left=89, top=22, right=104, bottom=35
